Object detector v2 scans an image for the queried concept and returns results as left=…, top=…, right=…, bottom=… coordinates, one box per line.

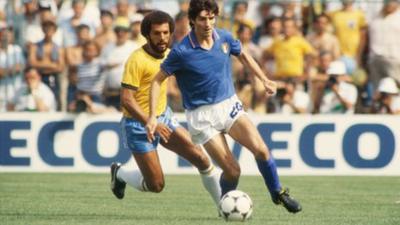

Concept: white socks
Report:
left=117, top=166, right=148, bottom=192
left=199, top=165, right=222, bottom=206
left=116, top=164, right=221, bottom=206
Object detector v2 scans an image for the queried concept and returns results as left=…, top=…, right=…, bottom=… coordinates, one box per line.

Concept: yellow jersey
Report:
left=267, top=35, right=314, bottom=78
left=329, top=10, right=366, bottom=57
left=121, top=47, right=169, bottom=118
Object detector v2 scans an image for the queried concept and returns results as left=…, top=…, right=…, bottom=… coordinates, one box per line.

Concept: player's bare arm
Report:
left=237, top=51, right=277, bottom=96
left=121, top=87, right=149, bottom=124
left=146, top=69, right=169, bottom=142
left=121, top=86, right=171, bottom=143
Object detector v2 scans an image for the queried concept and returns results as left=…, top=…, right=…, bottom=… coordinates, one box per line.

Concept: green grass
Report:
left=1, top=174, right=399, bottom=225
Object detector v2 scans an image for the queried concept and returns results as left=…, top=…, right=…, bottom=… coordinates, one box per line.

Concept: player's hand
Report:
left=146, top=116, right=158, bottom=143
left=155, top=123, right=172, bottom=143
left=263, top=79, right=277, bottom=96
left=146, top=117, right=172, bottom=143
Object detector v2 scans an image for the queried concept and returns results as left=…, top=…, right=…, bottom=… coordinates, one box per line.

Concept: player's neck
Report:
left=194, top=30, right=214, bottom=50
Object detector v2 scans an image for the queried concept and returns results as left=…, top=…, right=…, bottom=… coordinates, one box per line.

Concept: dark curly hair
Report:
left=140, top=10, right=175, bottom=38
left=188, top=0, right=219, bottom=27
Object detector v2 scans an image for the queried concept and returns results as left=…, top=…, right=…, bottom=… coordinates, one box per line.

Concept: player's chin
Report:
left=204, top=30, right=212, bottom=37
left=157, top=45, right=167, bottom=52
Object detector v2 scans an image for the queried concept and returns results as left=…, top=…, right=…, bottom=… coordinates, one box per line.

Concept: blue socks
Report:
left=219, top=173, right=238, bottom=197
left=219, top=158, right=281, bottom=199
left=256, top=158, right=282, bottom=199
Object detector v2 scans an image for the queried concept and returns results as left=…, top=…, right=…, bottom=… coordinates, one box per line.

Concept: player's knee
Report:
left=188, top=146, right=210, bottom=169
left=252, top=144, right=270, bottom=160
left=224, top=163, right=241, bottom=181
left=253, top=150, right=269, bottom=160
left=195, top=152, right=210, bottom=169
left=147, top=181, right=165, bottom=193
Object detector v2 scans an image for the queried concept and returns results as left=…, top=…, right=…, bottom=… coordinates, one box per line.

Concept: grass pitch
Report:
left=1, top=174, right=399, bottom=225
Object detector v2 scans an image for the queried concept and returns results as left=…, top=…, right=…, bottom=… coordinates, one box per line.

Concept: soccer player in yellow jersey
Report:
left=110, top=11, right=221, bottom=207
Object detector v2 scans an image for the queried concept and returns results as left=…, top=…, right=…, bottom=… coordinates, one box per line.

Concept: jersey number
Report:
left=230, top=102, right=243, bottom=118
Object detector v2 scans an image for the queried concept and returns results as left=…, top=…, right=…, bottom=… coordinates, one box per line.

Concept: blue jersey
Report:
left=161, top=29, right=242, bottom=110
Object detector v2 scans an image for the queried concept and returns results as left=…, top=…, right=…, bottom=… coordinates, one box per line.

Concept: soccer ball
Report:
left=219, top=190, right=253, bottom=222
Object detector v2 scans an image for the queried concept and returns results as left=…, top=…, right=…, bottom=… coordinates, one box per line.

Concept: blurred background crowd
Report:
left=0, top=0, right=399, bottom=115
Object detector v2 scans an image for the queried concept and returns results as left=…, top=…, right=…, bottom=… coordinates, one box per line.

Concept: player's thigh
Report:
left=228, top=114, right=270, bottom=160
left=160, top=127, right=210, bottom=170
left=203, top=133, right=240, bottom=178
left=133, top=151, right=164, bottom=187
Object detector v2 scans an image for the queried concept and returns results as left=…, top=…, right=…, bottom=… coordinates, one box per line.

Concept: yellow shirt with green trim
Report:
left=121, top=47, right=169, bottom=118
left=329, top=9, right=366, bottom=57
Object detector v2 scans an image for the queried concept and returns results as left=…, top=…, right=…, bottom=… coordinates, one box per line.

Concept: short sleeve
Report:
left=344, top=85, right=358, bottom=105
left=300, top=38, right=315, bottom=55
left=161, top=48, right=181, bottom=76
left=225, top=31, right=242, bottom=56
left=392, top=97, right=400, bottom=112
left=121, top=54, right=141, bottom=89
left=294, top=91, right=311, bottom=110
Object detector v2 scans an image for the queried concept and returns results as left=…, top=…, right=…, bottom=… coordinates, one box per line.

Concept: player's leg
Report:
left=132, top=151, right=165, bottom=192
left=160, top=126, right=221, bottom=205
left=111, top=151, right=165, bottom=199
left=183, top=96, right=243, bottom=198
left=161, top=127, right=209, bottom=170
left=227, top=114, right=302, bottom=213
left=202, top=133, right=241, bottom=197
left=227, top=114, right=278, bottom=193
left=111, top=117, right=165, bottom=199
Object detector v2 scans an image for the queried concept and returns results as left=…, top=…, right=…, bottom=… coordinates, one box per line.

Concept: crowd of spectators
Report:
left=0, top=0, right=399, bottom=115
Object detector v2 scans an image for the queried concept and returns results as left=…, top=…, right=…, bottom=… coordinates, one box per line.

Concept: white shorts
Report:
left=185, top=95, right=246, bottom=145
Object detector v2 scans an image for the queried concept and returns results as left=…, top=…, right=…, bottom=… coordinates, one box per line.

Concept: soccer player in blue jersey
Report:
left=147, top=0, right=302, bottom=213
left=110, top=11, right=221, bottom=207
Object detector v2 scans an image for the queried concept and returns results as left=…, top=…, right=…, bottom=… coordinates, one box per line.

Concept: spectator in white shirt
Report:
left=8, top=67, right=56, bottom=112
left=59, top=0, right=99, bottom=47
left=17, top=0, right=42, bottom=48
left=0, top=22, right=25, bottom=112
left=277, top=79, right=310, bottom=114
left=100, top=17, right=137, bottom=110
left=370, top=77, right=400, bottom=114
left=320, top=60, right=358, bottom=114
left=368, top=0, right=400, bottom=90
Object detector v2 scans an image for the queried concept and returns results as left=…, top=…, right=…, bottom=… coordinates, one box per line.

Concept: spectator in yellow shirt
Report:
left=329, top=0, right=367, bottom=71
left=265, top=18, right=316, bottom=80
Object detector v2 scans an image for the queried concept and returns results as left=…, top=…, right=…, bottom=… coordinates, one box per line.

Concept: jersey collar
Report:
left=188, top=29, right=220, bottom=49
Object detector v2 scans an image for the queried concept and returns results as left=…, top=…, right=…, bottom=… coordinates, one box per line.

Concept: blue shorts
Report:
left=121, top=107, right=180, bottom=154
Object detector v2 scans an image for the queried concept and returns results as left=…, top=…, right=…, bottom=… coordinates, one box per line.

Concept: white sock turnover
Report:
left=117, top=166, right=148, bottom=192
left=199, top=165, right=222, bottom=206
